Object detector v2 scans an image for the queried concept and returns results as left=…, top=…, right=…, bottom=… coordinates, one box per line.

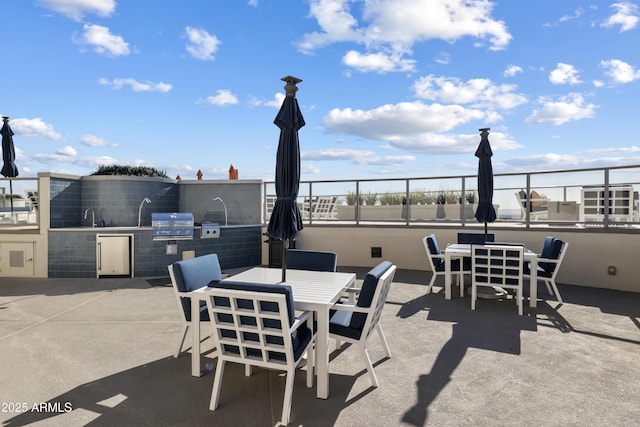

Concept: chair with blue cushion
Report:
left=286, top=249, right=337, bottom=272
left=471, top=244, right=525, bottom=315
left=523, top=236, right=568, bottom=304
left=204, top=281, right=315, bottom=426
left=168, top=254, right=222, bottom=358
left=328, top=261, right=397, bottom=387
left=423, top=234, right=465, bottom=296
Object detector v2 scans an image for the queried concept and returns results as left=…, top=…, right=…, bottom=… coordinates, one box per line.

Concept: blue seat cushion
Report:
left=172, top=254, right=222, bottom=321
left=427, top=234, right=462, bottom=272
left=539, top=237, right=563, bottom=273
left=350, top=261, right=393, bottom=330
left=457, top=233, right=495, bottom=244
left=524, top=263, right=552, bottom=278
left=172, top=254, right=222, bottom=292
left=329, top=304, right=361, bottom=340
left=210, top=281, right=311, bottom=360
left=286, top=249, right=337, bottom=272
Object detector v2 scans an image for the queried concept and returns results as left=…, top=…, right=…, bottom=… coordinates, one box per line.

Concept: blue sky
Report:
left=2, top=0, right=640, bottom=181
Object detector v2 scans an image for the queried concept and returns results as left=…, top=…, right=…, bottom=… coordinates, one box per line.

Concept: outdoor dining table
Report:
left=443, top=243, right=539, bottom=308
left=189, top=267, right=356, bottom=400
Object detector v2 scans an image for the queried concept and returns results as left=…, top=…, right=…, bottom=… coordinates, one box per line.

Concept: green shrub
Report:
left=92, top=165, right=168, bottom=178
left=364, top=191, right=378, bottom=206
left=380, top=192, right=404, bottom=205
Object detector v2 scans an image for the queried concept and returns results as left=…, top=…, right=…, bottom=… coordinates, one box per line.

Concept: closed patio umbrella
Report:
left=267, top=76, right=305, bottom=282
left=1, top=116, right=19, bottom=218
left=474, top=128, right=496, bottom=240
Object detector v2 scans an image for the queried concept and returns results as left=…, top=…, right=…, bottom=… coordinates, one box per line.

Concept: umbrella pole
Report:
left=9, top=179, right=14, bottom=219
left=484, top=221, right=488, bottom=241
left=281, top=239, right=287, bottom=282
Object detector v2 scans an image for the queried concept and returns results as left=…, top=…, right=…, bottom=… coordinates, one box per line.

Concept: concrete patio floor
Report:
left=1, top=268, right=639, bottom=427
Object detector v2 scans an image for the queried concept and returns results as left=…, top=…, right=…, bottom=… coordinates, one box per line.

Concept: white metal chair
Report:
left=471, top=244, right=525, bottom=315
left=167, top=254, right=222, bottom=358
left=204, top=281, right=315, bottom=426
left=515, top=190, right=548, bottom=221
left=423, top=234, right=465, bottom=296
left=523, top=237, right=569, bottom=304
left=312, top=196, right=337, bottom=219
left=329, top=261, right=397, bottom=387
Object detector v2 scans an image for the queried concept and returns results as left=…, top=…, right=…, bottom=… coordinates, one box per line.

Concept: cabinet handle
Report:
left=97, top=242, right=102, bottom=270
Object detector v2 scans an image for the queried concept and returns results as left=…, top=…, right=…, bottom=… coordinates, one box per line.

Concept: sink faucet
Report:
left=212, top=197, right=228, bottom=226
left=138, top=198, right=151, bottom=227
left=84, top=208, right=95, bottom=228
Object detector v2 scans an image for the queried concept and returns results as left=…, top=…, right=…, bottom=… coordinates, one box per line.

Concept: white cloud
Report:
left=205, top=89, right=239, bottom=106
left=298, top=0, right=512, bottom=72
left=549, top=63, right=582, bottom=85
left=559, top=8, right=585, bottom=23
left=601, top=2, right=640, bottom=32
left=98, top=78, right=172, bottom=93
left=302, top=147, right=414, bottom=166
left=302, top=147, right=376, bottom=161
left=76, top=24, right=130, bottom=57
left=185, top=27, right=221, bottom=61
left=342, top=50, right=416, bottom=73
left=9, top=117, right=62, bottom=140
left=297, top=0, right=362, bottom=53
left=248, top=0, right=259, bottom=6
left=504, top=65, right=523, bottom=77
left=600, top=59, right=640, bottom=83
left=37, top=0, right=116, bottom=21
left=525, top=93, right=596, bottom=125
left=353, top=154, right=415, bottom=166
left=413, top=75, right=527, bottom=110
left=508, top=147, right=640, bottom=171
left=320, top=101, right=520, bottom=154
left=57, top=146, right=77, bottom=156
left=584, top=146, right=640, bottom=155
left=325, top=101, right=486, bottom=138
left=249, top=92, right=285, bottom=108
left=33, top=153, right=118, bottom=169
left=435, top=53, right=450, bottom=65
left=80, top=134, right=109, bottom=147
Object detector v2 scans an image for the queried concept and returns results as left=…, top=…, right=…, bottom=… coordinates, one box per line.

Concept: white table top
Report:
left=444, top=243, right=537, bottom=259
left=220, top=267, right=356, bottom=309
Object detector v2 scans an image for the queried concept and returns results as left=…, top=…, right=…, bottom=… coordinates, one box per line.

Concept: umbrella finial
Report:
left=281, top=75, right=302, bottom=97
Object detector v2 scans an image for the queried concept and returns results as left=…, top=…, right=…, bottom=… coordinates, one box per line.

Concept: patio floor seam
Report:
left=0, top=290, right=112, bottom=341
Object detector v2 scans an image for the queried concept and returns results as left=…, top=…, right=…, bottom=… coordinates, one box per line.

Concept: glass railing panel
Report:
left=528, top=170, right=594, bottom=224
left=305, top=181, right=353, bottom=222
left=607, top=166, right=640, bottom=223
left=408, top=177, right=465, bottom=222
left=0, top=178, right=39, bottom=228
left=262, top=165, right=640, bottom=228
left=356, top=179, right=407, bottom=222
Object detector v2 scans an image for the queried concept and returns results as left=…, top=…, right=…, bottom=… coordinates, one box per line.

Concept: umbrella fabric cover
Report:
left=474, top=128, right=497, bottom=226
left=267, top=80, right=305, bottom=243
left=1, top=117, right=18, bottom=179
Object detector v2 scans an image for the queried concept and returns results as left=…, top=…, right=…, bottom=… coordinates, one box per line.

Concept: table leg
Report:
left=529, top=258, right=538, bottom=308
left=191, top=297, right=202, bottom=377
left=316, top=306, right=330, bottom=399
left=444, top=253, right=452, bottom=300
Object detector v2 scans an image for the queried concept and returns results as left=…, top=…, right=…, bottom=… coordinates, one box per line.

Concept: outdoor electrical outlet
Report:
left=608, top=266, right=617, bottom=275
left=371, top=247, right=382, bottom=258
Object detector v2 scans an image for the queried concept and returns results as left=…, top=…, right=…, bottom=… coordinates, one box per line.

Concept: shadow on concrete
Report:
left=393, top=286, right=537, bottom=426
left=2, top=354, right=364, bottom=427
